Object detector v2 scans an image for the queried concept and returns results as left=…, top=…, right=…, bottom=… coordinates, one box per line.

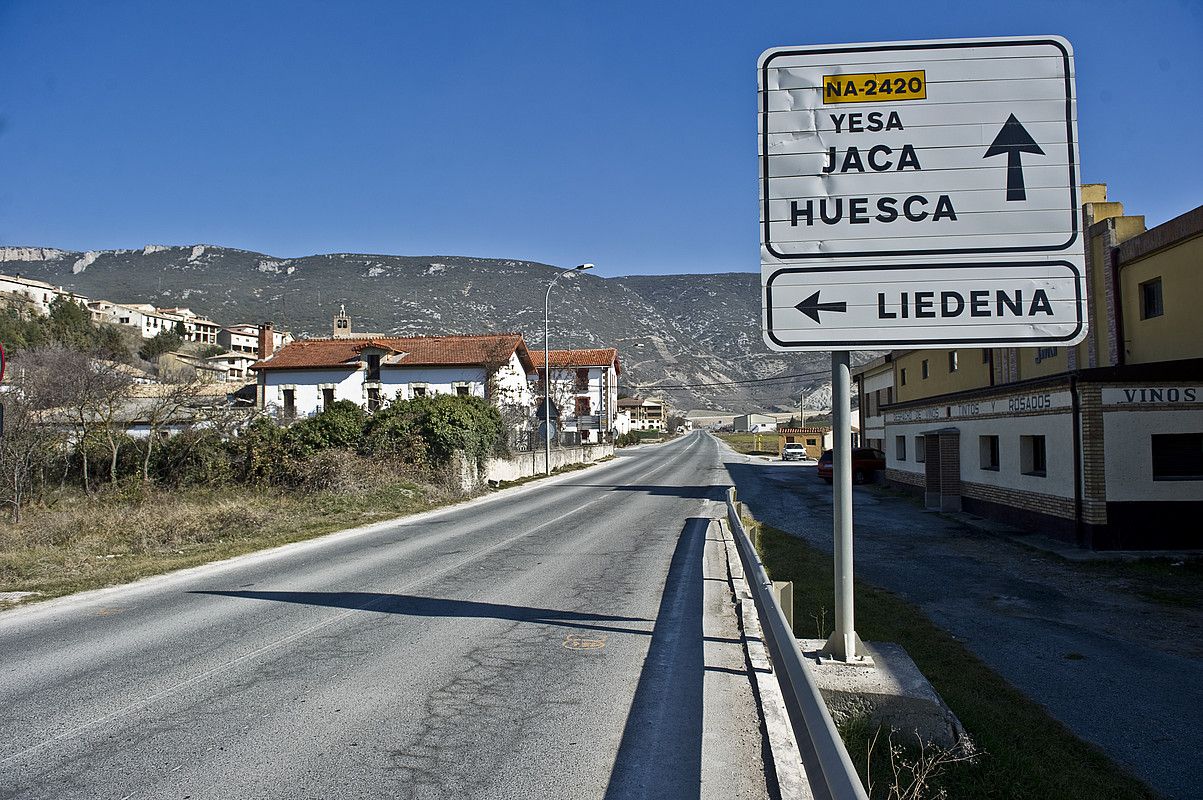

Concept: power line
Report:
left=628, top=368, right=829, bottom=391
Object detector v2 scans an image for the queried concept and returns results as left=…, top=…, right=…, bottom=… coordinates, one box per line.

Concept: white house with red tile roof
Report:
left=527, top=348, right=621, bottom=442
left=251, top=333, right=536, bottom=419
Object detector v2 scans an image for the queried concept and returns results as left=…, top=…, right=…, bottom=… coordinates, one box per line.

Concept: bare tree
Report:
left=137, top=373, right=207, bottom=481
left=481, top=339, right=534, bottom=452
left=17, top=347, right=134, bottom=492
left=0, top=393, right=57, bottom=523
left=91, top=370, right=136, bottom=484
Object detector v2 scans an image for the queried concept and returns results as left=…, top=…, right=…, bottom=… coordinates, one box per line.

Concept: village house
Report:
left=251, top=330, right=537, bottom=419
left=158, top=308, right=222, bottom=345
left=219, top=323, right=293, bottom=357
left=853, top=187, right=1203, bottom=550
left=617, top=396, right=666, bottom=431
left=0, top=272, right=89, bottom=315
left=528, top=348, right=621, bottom=443
left=90, top=302, right=180, bottom=339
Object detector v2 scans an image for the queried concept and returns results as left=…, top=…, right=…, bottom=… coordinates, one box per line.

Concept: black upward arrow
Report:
left=984, top=114, right=1045, bottom=201
left=795, top=290, right=847, bottom=324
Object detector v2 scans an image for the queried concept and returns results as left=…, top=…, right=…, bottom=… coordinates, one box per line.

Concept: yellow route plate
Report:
left=822, top=70, right=926, bottom=104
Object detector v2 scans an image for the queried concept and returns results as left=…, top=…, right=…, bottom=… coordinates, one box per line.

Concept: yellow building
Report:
left=777, top=427, right=829, bottom=460
left=854, top=188, right=1203, bottom=550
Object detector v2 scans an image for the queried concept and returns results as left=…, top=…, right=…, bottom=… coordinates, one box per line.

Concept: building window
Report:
left=1020, top=435, right=1047, bottom=476
left=282, top=389, right=296, bottom=419
left=1140, top=277, right=1163, bottom=319
left=895, top=435, right=907, bottom=461
left=322, top=387, right=334, bottom=411
left=412, top=386, right=427, bottom=398
left=1151, top=433, right=1203, bottom=480
left=575, top=396, right=591, bottom=416
left=948, top=351, right=958, bottom=372
left=365, top=354, right=382, bottom=381
left=575, top=368, right=590, bottom=391
left=900, top=368, right=907, bottom=386
left=455, top=385, right=469, bottom=397
left=367, top=387, right=381, bottom=412
left=980, top=435, right=1000, bottom=471
left=921, top=359, right=930, bottom=379
left=886, top=387, right=893, bottom=404
left=806, top=438, right=817, bottom=446
left=914, top=436, right=926, bottom=463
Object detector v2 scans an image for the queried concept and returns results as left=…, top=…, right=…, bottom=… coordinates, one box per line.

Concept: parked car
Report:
left=781, top=443, right=808, bottom=461
left=816, top=447, right=886, bottom=484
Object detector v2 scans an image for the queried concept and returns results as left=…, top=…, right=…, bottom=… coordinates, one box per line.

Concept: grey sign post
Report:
left=758, top=36, right=1084, bottom=664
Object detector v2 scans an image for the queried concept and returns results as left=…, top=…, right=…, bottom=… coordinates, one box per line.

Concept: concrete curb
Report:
left=0, top=442, right=675, bottom=623
left=717, top=518, right=813, bottom=800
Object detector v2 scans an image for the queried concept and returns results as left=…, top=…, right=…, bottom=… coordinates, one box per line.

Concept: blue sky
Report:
left=1, top=0, right=1200, bottom=277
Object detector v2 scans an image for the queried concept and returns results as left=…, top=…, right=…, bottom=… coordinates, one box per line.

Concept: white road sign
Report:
left=759, top=36, right=1085, bottom=350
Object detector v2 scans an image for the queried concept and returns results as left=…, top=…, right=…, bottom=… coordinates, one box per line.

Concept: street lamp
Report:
left=544, top=263, right=594, bottom=475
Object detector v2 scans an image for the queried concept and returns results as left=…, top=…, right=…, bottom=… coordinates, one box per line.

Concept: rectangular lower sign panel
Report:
left=763, top=261, right=1085, bottom=350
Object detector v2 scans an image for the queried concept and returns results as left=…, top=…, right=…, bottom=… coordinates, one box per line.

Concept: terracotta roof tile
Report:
left=252, top=333, right=533, bottom=372
left=528, top=348, right=621, bottom=375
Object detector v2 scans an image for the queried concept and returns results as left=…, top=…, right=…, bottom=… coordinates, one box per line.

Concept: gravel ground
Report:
left=721, top=441, right=1202, bottom=800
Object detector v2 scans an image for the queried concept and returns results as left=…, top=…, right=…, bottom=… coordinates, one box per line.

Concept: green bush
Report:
left=0, top=296, right=129, bottom=358
left=286, top=401, right=368, bottom=456
left=139, top=329, right=183, bottom=360
left=151, top=430, right=234, bottom=487
left=362, top=395, right=505, bottom=467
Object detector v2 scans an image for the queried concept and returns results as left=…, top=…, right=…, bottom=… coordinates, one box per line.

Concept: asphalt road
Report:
left=0, top=433, right=772, bottom=800
left=724, top=441, right=1203, bottom=800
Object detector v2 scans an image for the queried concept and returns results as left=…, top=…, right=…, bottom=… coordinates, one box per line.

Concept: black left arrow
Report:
left=984, top=113, right=1044, bottom=201
left=795, top=290, right=847, bottom=324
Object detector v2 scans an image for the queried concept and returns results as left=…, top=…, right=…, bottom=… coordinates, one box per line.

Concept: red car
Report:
left=816, top=447, right=886, bottom=484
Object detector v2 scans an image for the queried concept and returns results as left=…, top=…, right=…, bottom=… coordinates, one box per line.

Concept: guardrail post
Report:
left=772, top=581, right=794, bottom=631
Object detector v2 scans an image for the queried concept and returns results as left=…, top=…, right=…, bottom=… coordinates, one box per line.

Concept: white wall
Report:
left=259, top=350, right=533, bottom=418
left=0, top=275, right=57, bottom=314
left=886, top=411, right=1076, bottom=500
left=1104, top=409, right=1203, bottom=502
left=534, top=363, right=617, bottom=431
left=262, top=368, right=361, bottom=417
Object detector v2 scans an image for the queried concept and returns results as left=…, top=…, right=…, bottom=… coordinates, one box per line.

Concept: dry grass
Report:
left=0, top=459, right=458, bottom=605
left=753, top=520, right=1159, bottom=800
left=714, top=432, right=779, bottom=455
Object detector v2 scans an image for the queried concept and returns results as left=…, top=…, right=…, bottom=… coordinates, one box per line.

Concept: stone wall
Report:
left=453, top=444, right=616, bottom=491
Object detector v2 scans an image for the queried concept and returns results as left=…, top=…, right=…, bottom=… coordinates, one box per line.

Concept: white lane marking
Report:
left=1, top=437, right=702, bottom=765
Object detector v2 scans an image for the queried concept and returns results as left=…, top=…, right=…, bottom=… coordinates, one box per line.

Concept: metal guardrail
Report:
left=725, top=487, right=870, bottom=800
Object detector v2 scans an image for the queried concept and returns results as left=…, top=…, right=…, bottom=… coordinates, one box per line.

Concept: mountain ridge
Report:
left=1, top=244, right=867, bottom=412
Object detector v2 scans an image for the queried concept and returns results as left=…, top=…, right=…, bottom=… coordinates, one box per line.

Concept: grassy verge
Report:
left=0, top=478, right=456, bottom=606
left=1080, top=557, right=1203, bottom=612
left=714, top=432, right=779, bottom=456
left=751, top=520, right=1157, bottom=800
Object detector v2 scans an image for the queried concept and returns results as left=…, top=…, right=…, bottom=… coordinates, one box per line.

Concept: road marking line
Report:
left=2, top=438, right=700, bottom=765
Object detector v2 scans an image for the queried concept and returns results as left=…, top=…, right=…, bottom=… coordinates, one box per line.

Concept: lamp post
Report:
left=544, top=263, right=594, bottom=475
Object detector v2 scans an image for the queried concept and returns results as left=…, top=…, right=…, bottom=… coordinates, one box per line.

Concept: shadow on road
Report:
left=191, top=590, right=652, bottom=637
left=559, top=483, right=728, bottom=500
left=604, top=516, right=706, bottom=800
